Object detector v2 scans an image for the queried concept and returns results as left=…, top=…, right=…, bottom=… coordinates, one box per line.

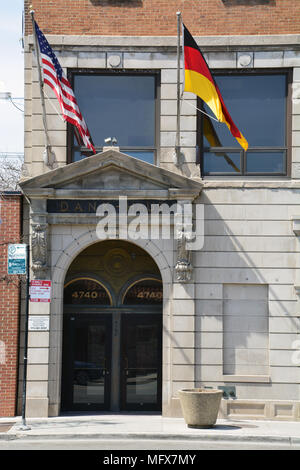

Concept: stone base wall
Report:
left=167, top=397, right=300, bottom=422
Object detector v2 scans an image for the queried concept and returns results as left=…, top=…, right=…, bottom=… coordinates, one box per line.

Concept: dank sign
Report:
left=47, top=199, right=175, bottom=214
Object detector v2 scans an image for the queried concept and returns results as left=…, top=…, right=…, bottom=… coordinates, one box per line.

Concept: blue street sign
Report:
left=7, top=244, right=27, bottom=275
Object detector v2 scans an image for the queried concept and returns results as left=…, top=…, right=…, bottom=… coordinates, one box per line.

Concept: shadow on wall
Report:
left=89, top=0, right=143, bottom=7
left=222, top=0, right=276, bottom=5
left=192, top=193, right=299, bottom=389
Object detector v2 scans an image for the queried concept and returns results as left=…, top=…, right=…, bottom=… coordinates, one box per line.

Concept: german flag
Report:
left=203, top=115, right=240, bottom=173
left=183, top=24, right=248, bottom=151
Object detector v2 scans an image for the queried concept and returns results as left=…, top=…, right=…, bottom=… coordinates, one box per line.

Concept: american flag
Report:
left=34, top=20, right=96, bottom=154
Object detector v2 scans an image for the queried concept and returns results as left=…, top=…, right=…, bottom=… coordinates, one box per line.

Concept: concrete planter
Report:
left=178, top=388, right=223, bottom=428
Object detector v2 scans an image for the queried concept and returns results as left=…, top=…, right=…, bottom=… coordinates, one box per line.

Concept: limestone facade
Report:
left=19, top=32, right=300, bottom=421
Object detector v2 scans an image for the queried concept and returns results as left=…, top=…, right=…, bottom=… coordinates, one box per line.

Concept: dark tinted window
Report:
left=71, top=74, right=157, bottom=163
left=201, top=73, right=288, bottom=175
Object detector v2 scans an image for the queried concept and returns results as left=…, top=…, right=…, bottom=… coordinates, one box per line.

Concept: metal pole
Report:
left=175, top=11, right=182, bottom=165
left=19, top=244, right=31, bottom=431
left=30, top=9, right=55, bottom=168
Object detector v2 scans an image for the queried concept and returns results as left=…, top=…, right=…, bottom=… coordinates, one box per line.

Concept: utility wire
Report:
left=8, top=96, right=24, bottom=113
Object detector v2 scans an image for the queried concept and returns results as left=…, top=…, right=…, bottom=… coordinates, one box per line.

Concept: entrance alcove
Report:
left=61, top=240, right=163, bottom=412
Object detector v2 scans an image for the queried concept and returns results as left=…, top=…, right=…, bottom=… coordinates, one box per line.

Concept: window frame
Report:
left=197, top=68, right=292, bottom=178
left=67, top=69, right=161, bottom=165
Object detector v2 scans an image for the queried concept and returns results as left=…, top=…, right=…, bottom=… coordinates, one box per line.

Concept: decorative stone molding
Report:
left=294, top=285, right=300, bottom=298
left=292, top=216, right=300, bottom=236
left=237, top=52, right=253, bottom=68
left=31, top=223, right=48, bottom=277
left=19, top=148, right=203, bottom=197
left=175, top=228, right=193, bottom=282
left=25, top=33, right=300, bottom=51
left=174, top=199, right=196, bottom=283
left=107, top=53, right=122, bottom=68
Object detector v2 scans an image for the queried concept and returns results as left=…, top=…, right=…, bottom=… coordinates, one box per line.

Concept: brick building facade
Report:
left=24, top=0, right=300, bottom=36
left=0, top=193, right=22, bottom=417
left=19, top=0, right=300, bottom=420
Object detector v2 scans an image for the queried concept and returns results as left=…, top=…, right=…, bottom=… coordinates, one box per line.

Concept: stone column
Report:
left=168, top=199, right=196, bottom=416
left=25, top=198, right=50, bottom=417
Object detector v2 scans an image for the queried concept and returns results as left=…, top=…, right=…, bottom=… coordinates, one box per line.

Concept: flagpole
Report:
left=174, top=11, right=182, bottom=166
left=30, top=9, right=55, bottom=168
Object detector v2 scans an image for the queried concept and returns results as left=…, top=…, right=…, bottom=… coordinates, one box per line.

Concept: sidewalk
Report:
left=1, top=413, right=300, bottom=445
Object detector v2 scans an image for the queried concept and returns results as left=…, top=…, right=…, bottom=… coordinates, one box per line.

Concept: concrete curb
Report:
left=1, top=430, right=300, bottom=445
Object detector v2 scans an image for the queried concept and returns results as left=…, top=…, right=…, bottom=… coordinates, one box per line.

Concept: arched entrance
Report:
left=61, top=240, right=162, bottom=412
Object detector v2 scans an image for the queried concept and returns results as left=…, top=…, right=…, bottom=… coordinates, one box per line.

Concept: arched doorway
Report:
left=61, top=240, right=162, bottom=412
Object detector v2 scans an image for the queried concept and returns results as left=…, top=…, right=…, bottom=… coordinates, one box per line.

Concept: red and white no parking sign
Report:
left=30, top=280, right=51, bottom=302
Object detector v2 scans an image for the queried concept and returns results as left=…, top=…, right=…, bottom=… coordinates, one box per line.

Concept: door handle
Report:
left=102, top=359, right=110, bottom=376
left=124, top=357, right=129, bottom=376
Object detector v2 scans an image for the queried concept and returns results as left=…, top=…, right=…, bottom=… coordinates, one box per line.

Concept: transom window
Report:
left=64, top=277, right=162, bottom=307
left=64, top=278, right=112, bottom=305
left=199, top=72, right=290, bottom=176
left=68, top=72, right=158, bottom=164
left=122, top=279, right=162, bottom=305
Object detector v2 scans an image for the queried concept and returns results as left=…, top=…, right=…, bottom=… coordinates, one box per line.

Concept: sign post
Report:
left=7, top=243, right=31, bottom=430
left=8, top=244, right=52, bottom=429
left=20, top=245, right=31, bottom=431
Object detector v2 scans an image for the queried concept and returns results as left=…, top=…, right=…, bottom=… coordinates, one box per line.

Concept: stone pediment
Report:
left=56, top=166, right=164, bottom=191
left=20, top=148, right=203, bottom=199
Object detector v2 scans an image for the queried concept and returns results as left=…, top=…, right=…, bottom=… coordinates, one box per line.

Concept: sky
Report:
left=0, top=0, right=24, bottom=155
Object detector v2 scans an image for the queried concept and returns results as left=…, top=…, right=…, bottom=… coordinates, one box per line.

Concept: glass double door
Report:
left=61, top=312, right=162, bottom=412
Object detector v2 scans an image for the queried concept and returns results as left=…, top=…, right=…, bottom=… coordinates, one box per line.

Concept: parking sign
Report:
left=30, top=280, right=51, bottom=302
left=7, top=244, right=27, bottom=275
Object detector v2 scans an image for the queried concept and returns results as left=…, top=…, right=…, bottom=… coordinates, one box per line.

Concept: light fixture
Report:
left=0, top=88, right=24, bottom=113
left=104, top=137, right=118, bottom=146
left=0, top=91, right=12, bottom=100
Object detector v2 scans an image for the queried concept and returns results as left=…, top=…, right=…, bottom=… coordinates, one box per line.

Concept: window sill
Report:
left=202, top=175, right=290, bottom=180
left=202, top=179, right=300, bottom=190
left=222, top=375, right=271, bottom=383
